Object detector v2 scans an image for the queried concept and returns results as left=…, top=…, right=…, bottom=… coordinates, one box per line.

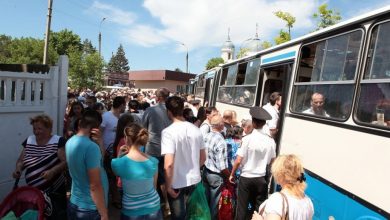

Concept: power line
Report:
left=64, top=0, right=91, bottom=11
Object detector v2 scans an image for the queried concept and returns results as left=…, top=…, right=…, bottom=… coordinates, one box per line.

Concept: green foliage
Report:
left=205, top=57, right=224, bottom=70
left=0, top=36, right=57, bottom=64
left=174, top=68, right=183, bottom=72
left=274, top=30, right=291, bottom=45
left=107, top=44, right=130, bottom=73
left=0, top=29, right=105, bottom=90
left=313, top=3, right=342, bottom=30
left=82, top=39, right=96, bottom=54
left=236, top=48, right=250, bottom=59
left=68, top=48, right=104, bottom=90
left=274, top=11, right=296, bottom=35
left=261, top=41, right=272, bottom=49
left=50, top=29, right=82, bottom=55
left=274, top=10, right=295, bottom=45
left=0, top=35, right=12, bottom=63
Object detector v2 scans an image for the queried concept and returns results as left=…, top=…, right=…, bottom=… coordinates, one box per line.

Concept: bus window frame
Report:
left=354, top=19, right=390, bottom=130
left=194, top=73, right=206, bottom=98
left=216, top=58, right=261, bottom=107
left=290, top=28, right=365, bottom=122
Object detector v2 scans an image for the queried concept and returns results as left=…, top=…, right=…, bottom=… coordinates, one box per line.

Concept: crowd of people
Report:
left=12, top=87, right=314, bottom=220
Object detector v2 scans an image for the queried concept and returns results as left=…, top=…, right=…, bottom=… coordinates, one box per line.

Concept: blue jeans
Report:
left=67, top=202, right=100, bottom=220
left=202, top=168, right=224, bottom=220
left=167, top=184, right=196, bottom=220
left=120, top=209, right=162, bottom=220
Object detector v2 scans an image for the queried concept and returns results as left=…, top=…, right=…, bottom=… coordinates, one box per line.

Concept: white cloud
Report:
left=139, top=0, right=317, bottom=50
left=90, top=0, right=319, bottom=50
left=89, top=1, right=137, bottom=26
left=120, top=25, right=169, bottom=47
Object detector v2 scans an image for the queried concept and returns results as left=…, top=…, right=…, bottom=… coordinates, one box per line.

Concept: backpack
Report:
left=218, top=183, right=235, bottom=220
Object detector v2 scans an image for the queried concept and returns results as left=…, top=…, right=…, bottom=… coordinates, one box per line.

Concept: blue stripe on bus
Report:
left=305, top=173, right=387, bottom=220
left=261, top=51, right=296, bottom=64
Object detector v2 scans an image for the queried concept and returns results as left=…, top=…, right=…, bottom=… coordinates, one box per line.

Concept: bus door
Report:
left=258, top=63, right=293, bottom=145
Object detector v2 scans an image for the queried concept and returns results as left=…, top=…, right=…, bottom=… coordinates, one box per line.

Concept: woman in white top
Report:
left=252, top=154, right=314, bottom=220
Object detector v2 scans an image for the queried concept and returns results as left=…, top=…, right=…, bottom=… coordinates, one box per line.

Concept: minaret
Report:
left=221, top=28, right=235, bottom=62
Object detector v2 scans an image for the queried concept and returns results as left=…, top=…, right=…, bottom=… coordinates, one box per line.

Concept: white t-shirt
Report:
left=262, top=103, right=279, bottom=136
left=237, top=128, right=276, bottom=178
left=259, top=192, right=314, bottom=220
left=101, top=111, right=119, bottom=149
left=161, top=121, right=204, bottom=189
left=302, top=107, right=330, bottom=117
left=199, top=121, right=211, bottom=138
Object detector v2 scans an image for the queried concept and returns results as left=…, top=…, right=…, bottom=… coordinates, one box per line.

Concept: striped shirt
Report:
left=23, top=135, right=66, bottom=193
left=204, top=131, right=228, bottom=173
left=111, top=155, right=160, bottom=217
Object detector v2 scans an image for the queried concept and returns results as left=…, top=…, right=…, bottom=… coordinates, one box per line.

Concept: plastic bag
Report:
left=187, top=183, right=211, bottom=220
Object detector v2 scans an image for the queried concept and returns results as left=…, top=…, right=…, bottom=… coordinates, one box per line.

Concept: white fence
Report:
left=0, top=56, right=68, bottom=200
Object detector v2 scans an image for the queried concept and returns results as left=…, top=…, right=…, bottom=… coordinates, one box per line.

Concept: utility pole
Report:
left=98, top=17, right=106, bottom=56
left=178, top=42, right=188, bottom=73
left=43, top=0, right=53, bottom=64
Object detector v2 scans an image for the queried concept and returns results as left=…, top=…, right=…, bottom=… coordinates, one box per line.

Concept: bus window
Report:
left=297, top=30, right=362, bottom=82
left=364, top=21, right=390, bottom=80
left=245, top=59, right=261, bottom=84
left=234, top=86, right=256, bottom=105
left=357, top=21, right=390, bottom=128
left=291, top=30, right=363, bottom=120
left=291, top=84, right=354, bottom=119
left=217, top=58, right=260, bottom=106
left=226, top=65, right=238, bottom=85
left=220, top=68, right=229, bottom=86
left=218, top=87, right=234, bottom=103
left=236, top=62, right=247, bottom=85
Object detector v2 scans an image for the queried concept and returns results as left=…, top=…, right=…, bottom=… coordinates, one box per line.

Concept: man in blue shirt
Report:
left=65, top=110, right=109, bottom=220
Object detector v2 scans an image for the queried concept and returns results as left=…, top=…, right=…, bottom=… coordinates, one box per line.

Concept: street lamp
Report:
left=178, top=41, right=188, bottom=73
left=98, top=17, right=106, bottom=56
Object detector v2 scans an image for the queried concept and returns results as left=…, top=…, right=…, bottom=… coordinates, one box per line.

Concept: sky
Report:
left=1, top=0, right=390, bottom=74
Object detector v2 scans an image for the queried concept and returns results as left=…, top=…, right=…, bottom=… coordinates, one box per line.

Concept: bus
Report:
left=193, top=67, right=220, bottom=106
left=197, top=6, right=390, bottom=219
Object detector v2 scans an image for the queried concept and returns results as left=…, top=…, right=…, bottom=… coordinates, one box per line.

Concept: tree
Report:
left=0, top=30, right=104, bottom=89
left=174, top=68, right=183, bottom=72
left=205, top=57, right=224, bottom=70
left=261, top=41, right=272, bottom=49
left=82, top=39, right=96, bottom=54
left=68, top=47, right=104, bottom=90
left=0, top=35, right=12, bottom=63
left=50, top=29, right=82, bottom=55
left=274, top=11, right=296, bottom=36
left=236, top=48, right=250, bottom=59
left=107, top=44, right=130, bottom=73
left=274, top=30, right=291, bottom=45
left=313, top=3, right=342, bottom=30
left=107, top=54, right=119, bottom=73
left=0, top=36, right=57, bottom=64
left=84, top=52, right=105, bottom=89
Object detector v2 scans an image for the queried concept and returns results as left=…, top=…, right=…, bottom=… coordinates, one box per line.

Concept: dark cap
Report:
left=249, top=106, right=272, bottom=120
left=190, top=99, right=201, bottom=105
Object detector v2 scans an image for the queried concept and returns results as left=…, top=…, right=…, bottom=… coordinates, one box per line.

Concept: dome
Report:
left=242, top=37, right=261, bottom=53
left=222, top=39, right=235, bottom=50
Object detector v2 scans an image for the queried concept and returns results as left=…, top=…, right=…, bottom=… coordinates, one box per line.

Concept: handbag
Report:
left=218, top=182, right=235, bottom=220
left=259, top=192, right=289, bottom=220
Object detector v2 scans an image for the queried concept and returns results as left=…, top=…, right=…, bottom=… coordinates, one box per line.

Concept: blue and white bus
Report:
left=193, top=67, right=220, bottom=106
left=196, top=6, right=390, bottom=219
